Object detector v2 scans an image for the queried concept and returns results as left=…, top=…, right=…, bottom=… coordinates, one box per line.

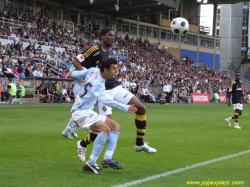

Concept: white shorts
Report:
left=233, top=103, right=243, bottom=110
left=97, top=85, right=134, bottom=115
left=72, top=110, right=107, bottom=133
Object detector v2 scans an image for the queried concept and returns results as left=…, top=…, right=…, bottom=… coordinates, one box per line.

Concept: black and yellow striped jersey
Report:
left=80, top=45, right=108, bottom=69
left=80, top=45, right=121, bottom=90
left=228, top=80, right=243, bottom=104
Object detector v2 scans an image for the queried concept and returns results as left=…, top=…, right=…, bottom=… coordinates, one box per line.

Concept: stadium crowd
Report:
left=0, top=8, right=234, bottom=103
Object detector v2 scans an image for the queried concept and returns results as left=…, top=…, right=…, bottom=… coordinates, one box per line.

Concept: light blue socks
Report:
left=104, top=131, right=120, bottom=160
left=89, top=132, right=108, bottom=165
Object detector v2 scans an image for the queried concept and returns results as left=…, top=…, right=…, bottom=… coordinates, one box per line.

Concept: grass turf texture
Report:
left=0, top=103, right=249, bottom=187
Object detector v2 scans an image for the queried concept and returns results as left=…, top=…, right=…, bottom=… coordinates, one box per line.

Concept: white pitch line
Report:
left=111, top=150, right=250, bottom=187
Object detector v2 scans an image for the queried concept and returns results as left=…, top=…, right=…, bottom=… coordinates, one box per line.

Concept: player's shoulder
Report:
left=88, top=67, right=99, bottom=72
left=83, top=45, right=100, bottom=55
left=86, top=67, right=100, bottom=80
left=231, top=80, right=236, bottom=84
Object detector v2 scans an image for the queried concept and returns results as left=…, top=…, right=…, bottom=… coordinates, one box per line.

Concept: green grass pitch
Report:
left=0, top=103, right=250, bottom=187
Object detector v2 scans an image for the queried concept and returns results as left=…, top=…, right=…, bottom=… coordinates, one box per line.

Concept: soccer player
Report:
left=72, top=28, right=156, bottom=162
left=62, top=65, right=82, bottom=139
left=69, top=58, right=137, bottom=174
left=225, top=72, right=244, bottom=129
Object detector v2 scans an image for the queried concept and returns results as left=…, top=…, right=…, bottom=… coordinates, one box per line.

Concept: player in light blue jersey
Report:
left=73, top=28, right=156, bottom=157
left=61, top=65, right=83, bottom=139
left=69, top=58, right=137, bottom=174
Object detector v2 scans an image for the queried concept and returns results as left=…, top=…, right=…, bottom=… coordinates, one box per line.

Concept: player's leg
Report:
left=76, top=96, right=114, bottom=161
left=84, top=120, right=110, bottom=174
left=101, top=117, right=124, bottom=169
left=72, top=110, right=109, bottom=174
left=225, top=104, right=236, bottom=127
left=79, top=133, right=97, bottom=148
left=77, top=133, right=97, bottom=162
left=67, top=119, right=78, bottom=138
left=234, top=103, right=243, bottom=129
left=233, top=109, right=241, bottom=129
left=62, top=118, right=75, bottom=139
left=127, top=96, right=156, bottom=153
left=224, top=115, right=232, bottom=127
left=113, top=86, right=156, bottom=153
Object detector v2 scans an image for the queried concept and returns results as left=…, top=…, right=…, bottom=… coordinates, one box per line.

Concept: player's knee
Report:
left=99, top=126, right=111, bottom=135
left=104, top=127, right=111, bottom=135
left=136, top=104, right=146, bottom=115
left=112, top=123, right=121, bottom=132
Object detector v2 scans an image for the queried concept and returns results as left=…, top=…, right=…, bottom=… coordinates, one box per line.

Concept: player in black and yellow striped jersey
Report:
left=72, top=28, right=156, bottom=163
left=225, top=72, right=245, bottom=129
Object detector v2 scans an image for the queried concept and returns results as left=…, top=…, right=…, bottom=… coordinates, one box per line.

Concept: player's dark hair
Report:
left=100, top=58, right=117, bottom=72
left=235, top=71, right=241, bottom=76
left=99, top=28, right=113, bottom=40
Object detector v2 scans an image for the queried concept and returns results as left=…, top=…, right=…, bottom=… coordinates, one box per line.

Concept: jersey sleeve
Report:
left=228, top=81, right=234, bottom=92
left=79, top=45, right=100, bottom=68
left=71, top=68, right=88, bottom=80
left=241, top=81, right=244, bottom=99
left=76, top=54, right=85, bottom=63
left=93, top=84, right=130, bottom=112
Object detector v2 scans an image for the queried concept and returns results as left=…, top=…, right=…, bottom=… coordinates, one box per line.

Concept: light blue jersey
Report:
left=71, top=67, right=130, bottom=113
left=70, top=65, right=82, bottom=94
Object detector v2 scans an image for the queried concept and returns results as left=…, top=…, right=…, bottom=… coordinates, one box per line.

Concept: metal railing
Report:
left=0, top=17, right=37, bottom=29
left=0, top=34, right=86, bottom=54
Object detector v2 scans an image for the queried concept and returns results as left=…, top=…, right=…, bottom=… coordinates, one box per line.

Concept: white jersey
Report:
left=71, top=67, right=130, bottom=113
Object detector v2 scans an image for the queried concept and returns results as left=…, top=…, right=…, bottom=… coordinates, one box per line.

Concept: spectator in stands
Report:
left=52, top=82, right=60, bottom=97
left=158, top=87, right=166, bottom=104
left=177, top=89, right=184, bottom=103
left=130, top=78, right=139, bottom=96
left=20, top=69, right=26, bottom=78
left=125, top=34, right=129, bottom=41
left=61, top=84, right=71, bottom=103
left=163, top=80, right=172, bottom=103
left=9, top=47, right=16, bottom=56
left=140, top=84, right=155, bottom=103
left=2, top=64, right=14, bottom=78
left=43, top=68, right=48, bottom=77
left=0, top=64, right=4, bottom=77
left=157, top=42, right=162, bottom=50
left=37, top=84, right=47, bottom=103
left=13, top=66, right=20, bottom=78
left=45, top=84, right=55, bottom=103
left=172, top=90, right=179, bottom=103
left=32, top=62, right=38, bottom=71
left=25, top=64, right=32, bottom=77
left=32, top=66, right=43, bottom=77
left=36, top=44, right=42, bottom=54
left=68, top=84, right=75, bottom=102
left=47, top=68, right=52, bottom=77
left=209, top=90, right=215, bottom=103
left=59, top=69, right=67, bottom=78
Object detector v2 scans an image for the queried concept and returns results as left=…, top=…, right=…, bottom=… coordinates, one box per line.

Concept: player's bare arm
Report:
left=72, top=58, right=83, bottom=70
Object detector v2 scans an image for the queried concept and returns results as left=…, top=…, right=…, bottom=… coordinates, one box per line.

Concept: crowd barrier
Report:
left=191, top=93, right=210, bottom=103
left=2, top=77, right=246, bottom=104
left=20, top=77, right=74, bottom=98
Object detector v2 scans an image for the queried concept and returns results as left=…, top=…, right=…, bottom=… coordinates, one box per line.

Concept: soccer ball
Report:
left=171, top=17, right=189, bottom=36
